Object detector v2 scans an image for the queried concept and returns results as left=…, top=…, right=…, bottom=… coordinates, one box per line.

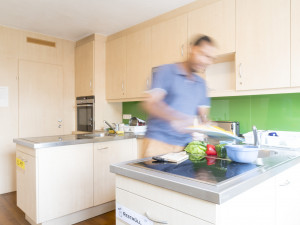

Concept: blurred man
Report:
left=141, top=35, right=217, bottom=157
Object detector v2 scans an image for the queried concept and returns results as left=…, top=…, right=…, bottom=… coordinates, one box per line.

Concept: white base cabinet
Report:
left=16, top=139, right=137, bottom=225
left=94, top=139, right=137, bottom=205
left=115, top=162, right=300, bottom=225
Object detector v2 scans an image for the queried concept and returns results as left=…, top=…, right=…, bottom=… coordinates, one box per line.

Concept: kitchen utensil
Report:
left=186, top=126, right=244, bottom=141
left=225, top=145, right=258, bottom=163
left=103, top=120, right=116, bottom=133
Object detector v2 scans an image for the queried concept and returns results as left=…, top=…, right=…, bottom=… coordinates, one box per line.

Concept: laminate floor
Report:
left=0, top=192, right=116, bottom=225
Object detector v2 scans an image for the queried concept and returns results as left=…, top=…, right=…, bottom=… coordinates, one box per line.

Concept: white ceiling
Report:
left=0, top=0, right=195, bottom=41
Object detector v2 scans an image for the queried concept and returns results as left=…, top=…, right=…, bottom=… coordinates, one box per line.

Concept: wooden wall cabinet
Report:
left=125, top=27, right=152, bottom=99
left=188, top=0, right=235, bottom=55
left=291, top=0, right=300, bottom=87
left=151, top=14, right=188, bottom=67
left=236, top=0, right=290, bottom=91
left=106, top=36, right=126, bottom=100
left=75, top=41, right=94, bottom=97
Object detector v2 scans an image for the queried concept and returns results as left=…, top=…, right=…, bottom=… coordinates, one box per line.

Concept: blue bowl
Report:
left=225, top=145, right=258, bottom=163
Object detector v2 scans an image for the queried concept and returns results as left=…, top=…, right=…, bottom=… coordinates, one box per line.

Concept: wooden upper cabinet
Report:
left=236, top=0, right=290, bottom=91
left=19, top=31, right=63, bottom=64
left=188, top=0, right=235, bottom=55
left=75, top=41, right=94, bottom=97
left=151, top=14, right=188, bottom=67
left=106, top=36, right=126, bottom=100
left=291, top=0, right=300, bottom=87
left=0, top=26, right=20, bottom=58
left=125, top=27, right=152, bottom=99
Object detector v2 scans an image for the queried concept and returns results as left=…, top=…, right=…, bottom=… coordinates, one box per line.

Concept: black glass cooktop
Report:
left=130, top=157, right=262, bottom=185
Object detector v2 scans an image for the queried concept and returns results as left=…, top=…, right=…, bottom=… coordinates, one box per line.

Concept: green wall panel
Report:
left=123, top=93, right=300, bottom=134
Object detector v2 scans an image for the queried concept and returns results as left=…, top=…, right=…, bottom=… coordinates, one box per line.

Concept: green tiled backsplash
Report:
left=122, top=93, right=300, bottom=134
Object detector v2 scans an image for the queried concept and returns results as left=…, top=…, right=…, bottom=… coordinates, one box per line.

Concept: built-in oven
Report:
left=76, top=96, right=95, bottom=132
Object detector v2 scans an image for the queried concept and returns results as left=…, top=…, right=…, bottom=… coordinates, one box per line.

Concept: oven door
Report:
left=77, top=104, right=94, bottom=132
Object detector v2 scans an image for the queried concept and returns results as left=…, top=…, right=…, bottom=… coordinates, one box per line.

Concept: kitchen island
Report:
left=111, top=148, right=300, bottom=225
left=13, top=133, right=142, bottom=225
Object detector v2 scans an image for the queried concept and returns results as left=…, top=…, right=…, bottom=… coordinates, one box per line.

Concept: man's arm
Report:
left=198, top=106, right=210, bottom=124
left=141, top=89, right=188, bottom=122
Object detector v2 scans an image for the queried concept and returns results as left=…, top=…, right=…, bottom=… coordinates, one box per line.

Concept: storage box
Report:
left=123, top=125, right=147, bottom=135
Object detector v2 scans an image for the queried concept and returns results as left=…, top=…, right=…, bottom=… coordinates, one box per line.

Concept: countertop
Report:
left=110, top=147, right=300, bottom=204
left=13, top=132, right=144, bottom=149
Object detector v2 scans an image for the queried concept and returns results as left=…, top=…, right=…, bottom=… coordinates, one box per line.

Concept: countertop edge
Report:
left=13, top=133, right=143, bottom=149
left=110, top=154, right=300, bottom=205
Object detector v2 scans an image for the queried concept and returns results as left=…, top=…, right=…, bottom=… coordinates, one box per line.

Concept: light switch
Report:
left=123, top=114, right=131, bottom=119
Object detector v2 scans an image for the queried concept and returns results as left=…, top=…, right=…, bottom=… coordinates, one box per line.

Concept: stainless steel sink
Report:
left=257, top=149, right=279, bottom=158
left=83, top=132, right=114, bottom=138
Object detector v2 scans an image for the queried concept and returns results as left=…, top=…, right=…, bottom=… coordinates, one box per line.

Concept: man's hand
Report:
left=170, top=116, right=195, bottom=134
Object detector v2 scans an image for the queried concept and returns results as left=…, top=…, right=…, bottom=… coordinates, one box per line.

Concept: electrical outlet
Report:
left=123, top=114, right=132, bottom=120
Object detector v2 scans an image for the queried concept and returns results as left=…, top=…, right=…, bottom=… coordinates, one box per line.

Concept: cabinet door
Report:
left=126, top=27, right=152, bottom=99
left=37, top=144, right=93, bottom=223
left=116, top=188, right=212, bottom=225
left=276, top=163, right=300, bottom=225
left=151, top=14, right=188, bottom=67
left=188, top=0, right=235, bottom=55
left=94, top=139, right=137, bottom=205
left=236, top=0, right=290, bottom=90
left=291, top=0, right=300, bottom=87
left=19, top=31, right=63, bottom=65
left=19, top=60, right=64, bottom=137
left=75, top=41, right=94, bottom=97
left=16, top=151, right=36, bottom=221
left=106, top=36, right=126, bottom=100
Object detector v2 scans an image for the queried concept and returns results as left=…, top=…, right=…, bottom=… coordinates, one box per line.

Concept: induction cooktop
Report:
left=130, top=156, right=262, bottom=185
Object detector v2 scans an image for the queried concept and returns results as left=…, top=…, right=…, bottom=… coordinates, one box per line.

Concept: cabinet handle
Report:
left=145, top=212, right=168, bottom=224
left=279, top=180, right=290, bottom=186
left=97, top=147, right=108, bottom=150
left=146, top=79, right=149, bottom=89
left=58, top=119, right=62, bottom=123
left=121, top=81, right=124, bottom=90
left=181, top=44, right=184, bottom=56
left=239, top=63, right=242, bottom=78
left=19, top=157, right=28, bottom=163
left=90, top=80, right=92, bottom=88
left=58, top=125, right=62, bottom=128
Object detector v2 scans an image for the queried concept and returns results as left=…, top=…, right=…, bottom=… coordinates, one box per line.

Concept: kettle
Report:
left=129, top=117, right=146, bottom=126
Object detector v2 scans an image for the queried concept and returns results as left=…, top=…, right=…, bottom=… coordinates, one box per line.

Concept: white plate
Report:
left=186, top=127, right=244, bottom=141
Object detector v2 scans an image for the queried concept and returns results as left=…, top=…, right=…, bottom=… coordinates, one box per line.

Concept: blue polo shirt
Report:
left=145, top=63, right=210, bottom=147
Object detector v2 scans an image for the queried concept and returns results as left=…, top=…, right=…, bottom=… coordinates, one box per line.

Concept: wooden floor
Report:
left=0, top=192, right=116, bottom=225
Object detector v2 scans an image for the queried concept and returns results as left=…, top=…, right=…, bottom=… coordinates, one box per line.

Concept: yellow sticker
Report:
left=16, top=158, right=25, bottom=170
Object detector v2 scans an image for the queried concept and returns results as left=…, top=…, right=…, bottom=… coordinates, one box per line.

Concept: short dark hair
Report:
left=192, top=35, right=215, bottom=46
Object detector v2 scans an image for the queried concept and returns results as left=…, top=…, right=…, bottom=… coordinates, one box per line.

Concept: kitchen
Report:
left=1, top=0, right=300, bottom=224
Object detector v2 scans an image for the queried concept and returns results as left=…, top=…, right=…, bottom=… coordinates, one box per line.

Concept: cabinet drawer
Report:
left=116, top=188, right=213, bottom=225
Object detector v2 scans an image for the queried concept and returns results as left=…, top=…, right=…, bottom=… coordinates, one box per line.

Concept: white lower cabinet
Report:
left=16, top=143, right=94, bottom=224
left=94, top=139, right=137, bottom=205
left=115, top=161, right=300, bottom=225
left=16, top=139, right=138, bottom=224
left=116, top=188, right=213, bottom=225
left=16, top=150, right=37, bottom=221
left=275, top=163, right=300, bottom=225
left=37, top=144, right=94, bottom=223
